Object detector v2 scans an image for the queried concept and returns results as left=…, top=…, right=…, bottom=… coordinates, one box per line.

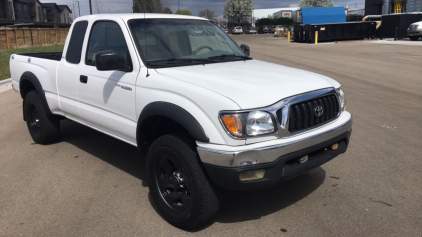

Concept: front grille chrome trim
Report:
left=219, top=88, right=341, bottom=140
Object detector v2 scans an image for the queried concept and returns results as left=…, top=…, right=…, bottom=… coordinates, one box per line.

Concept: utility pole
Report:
left=76, top=1, right=81, bottom=17
left=89, top=0, right=93, bottom=15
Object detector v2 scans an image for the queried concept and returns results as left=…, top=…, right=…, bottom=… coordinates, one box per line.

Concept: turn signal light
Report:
left=222, top=115, right=243, bottom=136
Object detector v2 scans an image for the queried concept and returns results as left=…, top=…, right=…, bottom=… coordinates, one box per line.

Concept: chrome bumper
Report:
left=197, top=112, right=352, bottom=167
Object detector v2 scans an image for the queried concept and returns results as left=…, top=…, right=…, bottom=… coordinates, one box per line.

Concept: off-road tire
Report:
left=146, top=133, right=219, bottom=230
left=23, top=91, right=60, bottom=144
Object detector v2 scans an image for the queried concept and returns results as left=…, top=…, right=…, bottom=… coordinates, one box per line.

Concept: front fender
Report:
left=137, top=102, right=209, bottom=143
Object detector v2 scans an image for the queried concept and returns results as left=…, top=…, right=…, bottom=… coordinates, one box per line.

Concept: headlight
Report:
left=246, top=111, right=274, bottom=136
left=221, top=111, right=275, bottom=138
left=336, top=87, right=346, bottom=111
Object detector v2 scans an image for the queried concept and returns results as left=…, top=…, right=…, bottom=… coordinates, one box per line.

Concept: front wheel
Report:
left=146, top=133, right=219, bottom=230
left=23, top=91, right=60, bottom=144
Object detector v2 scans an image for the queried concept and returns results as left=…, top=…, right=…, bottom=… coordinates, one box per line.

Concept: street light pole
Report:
left=76, top=1, right=81, bottom=17
left=89, top=0, right=93, bottom=15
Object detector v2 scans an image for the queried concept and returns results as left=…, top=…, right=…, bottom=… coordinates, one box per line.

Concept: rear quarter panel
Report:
left=10, top=54, right=60, bottom=95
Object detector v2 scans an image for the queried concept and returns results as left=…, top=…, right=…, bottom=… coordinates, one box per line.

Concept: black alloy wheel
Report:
left=23, top=91, right=60, bottom=144
left=156, top=155, right=191, bottom=210
left=28, top=103, right=41, bottom=136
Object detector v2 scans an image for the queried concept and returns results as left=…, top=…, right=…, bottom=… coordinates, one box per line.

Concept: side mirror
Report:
left=95, top=50, right=128, bottom=71
left=240, top=44, right=250, bottom=56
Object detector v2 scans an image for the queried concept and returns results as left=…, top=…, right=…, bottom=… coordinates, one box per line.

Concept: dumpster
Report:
left=299, top=21, right=377, bottom=43
left=293, top=24, right=304, bottom=42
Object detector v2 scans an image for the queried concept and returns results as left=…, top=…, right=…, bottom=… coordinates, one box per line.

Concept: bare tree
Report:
left=133, top=0, right=173, bottom=13
left=66, top=0, right=76, bottom=19
left=198, top=9, right=214, bottom=20
left=94, top=0, right=103, bottom=14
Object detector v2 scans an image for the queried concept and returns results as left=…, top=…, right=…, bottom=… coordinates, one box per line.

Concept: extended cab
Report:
left=10, top=14, right=352, bottom=230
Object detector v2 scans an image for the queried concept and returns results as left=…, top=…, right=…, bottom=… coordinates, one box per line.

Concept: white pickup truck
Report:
left=10, top=14, right=352, bottom=229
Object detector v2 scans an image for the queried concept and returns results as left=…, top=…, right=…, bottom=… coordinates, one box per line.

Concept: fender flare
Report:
left=20, top=71, right=53, bottom=116
left=137, top=102, right=209, bottom=144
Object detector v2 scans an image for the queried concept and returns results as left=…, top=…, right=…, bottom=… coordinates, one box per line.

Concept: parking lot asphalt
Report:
left=1, top=34, right=421, bottom=236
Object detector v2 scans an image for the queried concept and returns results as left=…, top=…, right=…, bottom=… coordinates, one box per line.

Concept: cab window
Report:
left=85, top=21, right=132, bottom=69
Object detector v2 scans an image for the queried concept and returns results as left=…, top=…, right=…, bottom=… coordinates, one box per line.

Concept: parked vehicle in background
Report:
left=258, top=25, right=272, bottom=34
left=232, top=26, right=243, bottom=34
left=223, top=28, right=229, bottom=34
left=10, top=13, right=352, bottom=230
left=245, top=27, right=257, bottom=34
left=275, top=25, right=284, bottom=32
left=408, top=21, right=422, bottom=41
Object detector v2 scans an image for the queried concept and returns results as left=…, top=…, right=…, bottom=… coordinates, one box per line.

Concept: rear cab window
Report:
left=66, top=21, right=88, bottom=64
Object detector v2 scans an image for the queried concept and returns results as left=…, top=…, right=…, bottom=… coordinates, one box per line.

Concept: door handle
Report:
left=80, top=75, right=88, bottom=83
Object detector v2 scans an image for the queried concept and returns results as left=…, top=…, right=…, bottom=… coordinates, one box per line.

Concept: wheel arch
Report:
left=136, top=102, right=209, bottom=154
left=19, top=71, right=53, bottom=117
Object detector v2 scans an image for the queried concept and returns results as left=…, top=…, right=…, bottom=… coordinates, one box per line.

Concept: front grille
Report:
left=288, top=94, right=339, bottom=132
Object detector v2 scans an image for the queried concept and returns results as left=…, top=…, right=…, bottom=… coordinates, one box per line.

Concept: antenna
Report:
left=144, top=0, right=150, bottom=77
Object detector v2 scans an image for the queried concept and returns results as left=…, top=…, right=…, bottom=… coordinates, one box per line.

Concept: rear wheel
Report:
left=146, top=133, right=219, bottom=230
left=409, top=36, right=420, bottom=41
left=23, top=91, right=60, bottom=144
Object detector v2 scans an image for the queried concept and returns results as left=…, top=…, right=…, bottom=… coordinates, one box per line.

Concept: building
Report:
left=41, top=3, right=60, bottom=23
left=57, top=5, right=72, bottom=24
left=273, top=8, right=301, bottom=23
left=0, top=0, right=72, bottom=24
left=10, top=0, right=43, bottom=21
left=0, top=0, right=15, bottom=19
left=365, top=0, right=422, bottom=15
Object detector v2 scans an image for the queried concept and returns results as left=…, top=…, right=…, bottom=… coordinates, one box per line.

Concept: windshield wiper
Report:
left=147, top=58, right=215, bottom=66
left=208, top=54, right=251, bottom=60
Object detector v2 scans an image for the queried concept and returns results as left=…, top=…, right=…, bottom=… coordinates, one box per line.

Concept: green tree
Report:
left=299, top=0, right=335, bottom=7
left=163, top=7, right=173, bottom=14
left=224, top=0, right=254, bottom=25
left=175, top=9, right=192, bottom=15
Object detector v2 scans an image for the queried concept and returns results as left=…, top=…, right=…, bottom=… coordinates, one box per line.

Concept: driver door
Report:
left=76, top=18, right=141, bottom=143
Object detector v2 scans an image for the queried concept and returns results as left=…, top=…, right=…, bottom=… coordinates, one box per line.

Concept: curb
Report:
left=0, top=78, right=12, bottom=85
left=0, top=79, right=13, bottom=94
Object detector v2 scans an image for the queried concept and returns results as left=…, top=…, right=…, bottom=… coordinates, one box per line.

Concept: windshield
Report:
left=128, top=19, right=249, bottom=68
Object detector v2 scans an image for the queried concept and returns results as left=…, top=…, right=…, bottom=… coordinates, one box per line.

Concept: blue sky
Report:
left=40, top=0, right=365, bottom=17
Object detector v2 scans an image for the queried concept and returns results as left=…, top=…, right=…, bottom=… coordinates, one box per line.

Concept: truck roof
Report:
left=75, top=13, right=208, bottom=22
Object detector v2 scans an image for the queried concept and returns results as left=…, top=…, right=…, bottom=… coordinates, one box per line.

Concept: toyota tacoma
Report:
left=10, top=14, right=352, bottom=229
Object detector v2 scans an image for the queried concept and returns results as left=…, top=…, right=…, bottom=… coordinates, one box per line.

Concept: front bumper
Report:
left=408, top=31, right=421, bottom=36
left=204, top=131, right=351, bottom=189
left=197, top=112, right=352, bottom=189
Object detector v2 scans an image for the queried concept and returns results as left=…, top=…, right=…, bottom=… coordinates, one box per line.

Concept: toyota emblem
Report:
left=315, top=106, right=323, bottom=117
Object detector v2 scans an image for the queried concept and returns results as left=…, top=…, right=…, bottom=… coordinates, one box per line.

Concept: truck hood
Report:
left=155, top=60, right=340, bottom=109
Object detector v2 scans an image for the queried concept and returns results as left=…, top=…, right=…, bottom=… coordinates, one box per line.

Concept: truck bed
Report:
left=19, top=52, right=63, bottom=61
